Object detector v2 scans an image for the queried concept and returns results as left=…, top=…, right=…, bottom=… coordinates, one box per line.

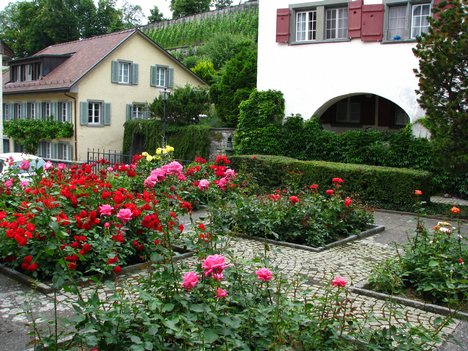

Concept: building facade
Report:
left=2, top=29, right=206, bottom=161
left=257, top=0, right=439, bottom=135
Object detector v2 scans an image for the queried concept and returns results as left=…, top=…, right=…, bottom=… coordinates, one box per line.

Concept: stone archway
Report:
left=313, top=93, right=410, bottom=132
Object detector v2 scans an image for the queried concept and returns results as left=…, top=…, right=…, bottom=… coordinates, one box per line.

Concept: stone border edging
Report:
left=350, top=282, right=468, bottom=321
left=0, top=249, right=194, bottom=295
left=376, top=208, right=467, bottom=223
left=243, top=224, right=385, bottom=253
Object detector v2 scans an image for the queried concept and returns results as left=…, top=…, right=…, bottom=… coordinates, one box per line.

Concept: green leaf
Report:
left=190, top=304, right=205, bottom=313
left=428, top=260, right=439, bottom=267
left=130, top=335, right=142, bottom=344
left=162, top=303, right=175, bottom=312
left=203, top=328, right=219, bottom=343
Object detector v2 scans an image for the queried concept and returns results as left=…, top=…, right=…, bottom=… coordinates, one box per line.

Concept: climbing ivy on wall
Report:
left=123, top=120, right=212, bottom=161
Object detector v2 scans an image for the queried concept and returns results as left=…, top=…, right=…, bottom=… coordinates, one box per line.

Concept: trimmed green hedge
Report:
left=231, top=155, right=433, bottom=212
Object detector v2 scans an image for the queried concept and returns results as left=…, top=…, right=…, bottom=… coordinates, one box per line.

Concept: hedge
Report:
left=231, top=155, right=433, bottom=212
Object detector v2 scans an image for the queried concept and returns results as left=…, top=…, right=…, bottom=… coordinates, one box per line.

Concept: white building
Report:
left=257, top=0, right=439, bottom=135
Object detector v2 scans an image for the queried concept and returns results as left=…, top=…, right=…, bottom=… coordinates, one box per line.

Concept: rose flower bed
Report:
left=0, top=148, right=238, bottom=285
left=221, top=177, right=374, bottom=248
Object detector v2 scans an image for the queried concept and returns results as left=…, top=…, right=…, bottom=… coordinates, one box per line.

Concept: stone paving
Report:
left=0, top=210, right=466, bottom=351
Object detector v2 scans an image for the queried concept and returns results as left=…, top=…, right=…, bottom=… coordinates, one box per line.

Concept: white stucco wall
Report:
left=257, top=0, right=426, bottom=124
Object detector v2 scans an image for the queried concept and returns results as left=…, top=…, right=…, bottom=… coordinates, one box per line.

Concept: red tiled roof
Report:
left=3, top=29, right=137, bottom=94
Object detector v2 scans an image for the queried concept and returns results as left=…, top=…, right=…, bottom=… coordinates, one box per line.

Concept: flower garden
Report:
left=0, top=148, right=466, bottom=350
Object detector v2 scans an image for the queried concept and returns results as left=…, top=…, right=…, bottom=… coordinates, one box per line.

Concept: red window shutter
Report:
left=276, top=8, right=290, bottom=43
left=348, top=0, right=363, bottom=38
left=361, top=4, right=384, bottom=42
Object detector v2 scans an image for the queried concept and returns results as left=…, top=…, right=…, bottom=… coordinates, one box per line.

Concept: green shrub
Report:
left=230, top=155, right=433, bottom=211
left=123, top=120, right=212, bottom=160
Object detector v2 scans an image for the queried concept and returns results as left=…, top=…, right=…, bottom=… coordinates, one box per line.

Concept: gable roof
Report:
left=3, top=29, right=205, bottom=95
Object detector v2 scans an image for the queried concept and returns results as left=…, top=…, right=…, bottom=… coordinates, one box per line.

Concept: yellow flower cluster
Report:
left=141, top=145, right=175, bottom=161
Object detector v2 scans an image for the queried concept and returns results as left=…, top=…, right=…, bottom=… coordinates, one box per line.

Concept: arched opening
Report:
left=316, top=93, right=410, bottom=132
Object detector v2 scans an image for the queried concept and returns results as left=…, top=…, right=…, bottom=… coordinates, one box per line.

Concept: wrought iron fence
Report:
left=87, top=149, right=131, bottom=168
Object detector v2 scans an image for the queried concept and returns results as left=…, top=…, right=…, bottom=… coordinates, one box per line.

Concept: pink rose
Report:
left=58, top=163, right=66, bottom=170
left=163, top=161, right=183, bottom=175
left=99, top=204, right=114, bottom=216
left=4, top=179, right=13, bottom=189
left=43, top=161, right=53, bottom=171
left=198, top=179, right=210, bottom=190
left=215, top=287, right=227, bottom=299
left=107, top=167, right=114, bottom=172
left=177, top=173, right=187, bottom=181
left=331, top=276, right=347, bottom=287
left=225, top=169, right=236, bottom=179
left=202, top=254, right=227, bottom=277
left=104, top=222, right=110, bottom=228
left=117, top=208, right=133, bottom=223
left=256, top=268, right=273, bottom=282
left=182, top=271, right=199, bottom=290
left=19, top=160, right=30, bottom=171
left=21, top=180, right=30, bottom=188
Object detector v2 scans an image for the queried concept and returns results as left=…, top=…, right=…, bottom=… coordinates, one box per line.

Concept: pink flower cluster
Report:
left=331, top=276, right=347, bottom=287
left=202, top=254, right=229, bottom=280
left=182, top=271, right=199, bottom=290
left=144, top=161, right=185, bottom=187
left=256, top=268, right=273, bottom=282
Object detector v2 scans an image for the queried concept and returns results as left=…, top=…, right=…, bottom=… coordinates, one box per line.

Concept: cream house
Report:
left=2, top=29, right=206, bottom=161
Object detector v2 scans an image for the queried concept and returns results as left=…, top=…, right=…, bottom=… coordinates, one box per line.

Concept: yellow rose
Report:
left=165, top=145, right=175, bottom=153
left=146, top=155, right=154, bottom=162
left=142, top=152, right=148, bottom=156
left=156, top=148, right=162, bottom=155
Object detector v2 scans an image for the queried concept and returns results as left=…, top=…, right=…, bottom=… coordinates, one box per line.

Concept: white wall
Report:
left=257, top=0, right=426, bottom=124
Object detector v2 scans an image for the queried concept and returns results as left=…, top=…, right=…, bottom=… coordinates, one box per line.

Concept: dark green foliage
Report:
left=150, top=85, right=210, bottom=125
left=4, top=119, right=73, bottom=154
left=413, top=0, right=468, bottom=189
left=0, top=0, right=127, bottom=57
left=123, top=119, right=212, bottom=160
left=147, top=6, right=166, bottom=23
left=230, top=155, right=433, bottom=211
left=170, top=0, right=211, bottom=19
left=210, top=45, right=257, bottom=126
left=235, top=90, right=285, bottom=154
left=144, top=7, right=258, bottom=49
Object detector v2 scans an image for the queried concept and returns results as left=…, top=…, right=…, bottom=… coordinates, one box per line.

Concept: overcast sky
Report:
left=0, top=0, right=249, bottom=21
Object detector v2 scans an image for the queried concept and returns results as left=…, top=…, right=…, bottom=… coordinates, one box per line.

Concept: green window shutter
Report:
left=35, top=102, right=42, bottom=120
left=126, top=104, right=132, bottom=121
left=66, top=101, right=72, bottom=122
left=103, top=103, right=111, bottom=126
left=21, top=103, right=27, bottom=119
left=167, top=68, right=174, bottom=88
left=132, top=63, right=139, bottom=85
left=52, top=143, right=58, bottom=159
left=150, top=65, right=156, bottom=87
left=50, top=102, right=58, bottom=121
left=80, top=101, right=88, bottom=125
left=111, top=61, right=119, bottom=83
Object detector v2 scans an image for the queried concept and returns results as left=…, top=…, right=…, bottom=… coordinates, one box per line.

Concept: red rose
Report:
left=113, top=265, right=122, bottom=274
left=344, top=197, right=352, bottom=207
left=289, top=196, right=299, bottom=204
left=326, top=189, right=334, bottom=196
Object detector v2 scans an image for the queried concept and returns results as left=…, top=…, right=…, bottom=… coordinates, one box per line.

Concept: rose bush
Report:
left=222, top=178, right=373, bottom=247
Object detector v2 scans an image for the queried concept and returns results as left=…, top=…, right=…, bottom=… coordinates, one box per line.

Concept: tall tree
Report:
left=120, top=0, right=144, bottom=27
left=148, top=6, right=165, bottom=23
left=413, top=0, right=468, bottom=176
left=170, top=0, right=210, bottom=19
left=212, top=0, right=232, bottom=9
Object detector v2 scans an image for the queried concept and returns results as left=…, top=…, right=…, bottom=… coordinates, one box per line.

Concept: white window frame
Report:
left=38, top=141, right=52, bottom=159
left=411, top=3, right=431, bottom=39
left=325, top=7, right=348, bottom=39
left=387, top=5, right=407, bottom=40
left=156, top=66, right=167, bottom=87
left=118, top=62, right=131, bottom=84
left=60, top=102, right=68, bottom=122
left=296, top=10, right=317, bottom=42
left=132, top=104, right=146, bottom=119
left=30, top=103, right=37, bottom=119
left=3, top=104, right=11, bottom=121
left=43, top=102, right=51, bottom=119
left=57, top=143, right=71, bottom=161
left=88, top=102, right=101, bottom=125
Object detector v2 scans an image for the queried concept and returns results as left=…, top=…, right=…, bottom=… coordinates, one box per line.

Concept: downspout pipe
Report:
left=64, top=92, right=78, bottom=162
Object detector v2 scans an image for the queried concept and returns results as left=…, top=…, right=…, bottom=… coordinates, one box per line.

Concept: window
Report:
left=150, top=65, right=174, bottom=88
left=43, top=102, right=51, bottom=119
left=385, top=2, right=431, bottom=40
left=336, top=98, right=361, bottom=124
left=3, top=104, right=12, bottom=121
left=3, top=139, right=10, bottom=153
left=296, top=10, right=317, bottom=41
left=132, top=104, right=146, bottom=119
left=56, top=143, right=71, bottom=161
left=411, top=3, right=430, bottom=38
left=326, top=7, right=348, bottom=39
left=88, top=102, right=101, bottom=125
left=118, top=62, right=130, bottom=84
left=59, top=102, right=70, bottom=122
left=156, top=66, right=167, bottom=87
left=387, top=6, right=407, bottom=40
left=30, top=103, right=37, bottom=119
left=111, top=60, right=138, bottom=85
left=38, top=141, right=52, bottom=159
